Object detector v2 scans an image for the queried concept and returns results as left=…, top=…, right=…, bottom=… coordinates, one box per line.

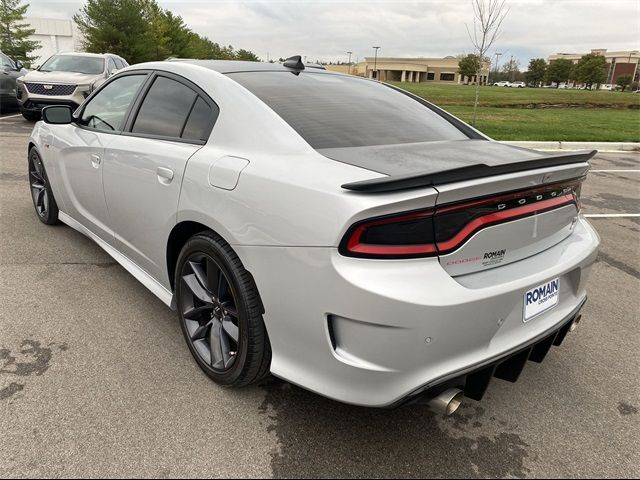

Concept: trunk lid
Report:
left=431, top=161, right=589, bottom=277
left=331, top=140, right=593, bottom=276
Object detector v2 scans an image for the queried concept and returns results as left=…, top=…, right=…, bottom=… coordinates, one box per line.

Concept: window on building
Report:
left=440, top=73, right=456, bottom=81
left=427, top=72, right=435, bottom=80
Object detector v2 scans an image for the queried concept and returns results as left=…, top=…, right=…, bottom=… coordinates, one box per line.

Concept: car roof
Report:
left=55, top=51, right=121, bottom=59
left=166, top=59, right=329, bottom=74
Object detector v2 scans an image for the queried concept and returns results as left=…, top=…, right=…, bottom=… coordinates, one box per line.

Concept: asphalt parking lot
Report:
left=1, top=112, right=638, bottom=478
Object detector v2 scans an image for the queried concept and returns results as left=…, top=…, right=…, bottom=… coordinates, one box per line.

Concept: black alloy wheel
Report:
left=28, top=148, right=59, bottom=225
left=175, top=232, right=271, bottom=387
left=180, top=253, right=240, bottom=371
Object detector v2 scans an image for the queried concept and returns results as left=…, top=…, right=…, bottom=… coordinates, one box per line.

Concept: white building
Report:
left=25, top=17, right=84, bottom=66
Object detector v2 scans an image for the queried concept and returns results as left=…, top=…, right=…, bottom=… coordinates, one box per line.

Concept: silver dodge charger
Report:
left=27, top=57, right=599, bottom=414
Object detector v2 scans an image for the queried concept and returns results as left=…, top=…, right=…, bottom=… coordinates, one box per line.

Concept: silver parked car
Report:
left=16, top=51, right=128, bottom=121
left=27, top=57, right=599, bottom=414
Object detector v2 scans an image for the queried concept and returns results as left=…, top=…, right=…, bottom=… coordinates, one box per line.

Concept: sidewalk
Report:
left=502, top=141, right=640, bottom=153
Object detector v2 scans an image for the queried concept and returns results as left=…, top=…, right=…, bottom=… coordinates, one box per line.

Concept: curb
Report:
left=502, top=141, right=640, bottom=153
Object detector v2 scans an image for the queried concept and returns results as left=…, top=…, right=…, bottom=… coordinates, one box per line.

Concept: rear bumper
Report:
left=392, top=299, right=585, bottom=408
left=235, top=216, right=600, bottom=407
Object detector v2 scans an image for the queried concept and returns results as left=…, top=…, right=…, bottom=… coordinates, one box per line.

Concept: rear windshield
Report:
left=228, top=71, right=468, bottom=149
left=40, top=55, right=105, bottom=75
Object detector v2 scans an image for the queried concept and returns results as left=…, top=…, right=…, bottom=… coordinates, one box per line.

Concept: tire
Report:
left=28, top=147, right=59, bottom=225
left=175, top=231, right=271, bottom=387
left=21, top=109, right=41, bottom=121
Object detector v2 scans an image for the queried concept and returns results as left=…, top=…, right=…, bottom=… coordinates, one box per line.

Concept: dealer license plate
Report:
left=523, top=278, right=560, bottom=322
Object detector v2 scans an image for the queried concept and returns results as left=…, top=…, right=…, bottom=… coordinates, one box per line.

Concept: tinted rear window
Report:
left=228, top=71, right=468, bottom=149
left=132, top=76, right=197, bottom=138
left=182, top=97, right=213, bottom=141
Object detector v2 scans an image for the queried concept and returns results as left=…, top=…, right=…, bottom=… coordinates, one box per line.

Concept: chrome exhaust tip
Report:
left=569, top=314, right=582, bottom=333
left=427, top=388, right=464, bottom=415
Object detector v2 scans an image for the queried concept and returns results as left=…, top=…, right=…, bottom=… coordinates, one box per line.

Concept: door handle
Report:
left=90, top=154, right=101, bottom=168
left=156, top=166, right=174, bottom=184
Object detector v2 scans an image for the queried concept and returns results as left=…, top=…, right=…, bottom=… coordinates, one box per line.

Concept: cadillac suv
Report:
left=16, top=52, right=128, bottom=120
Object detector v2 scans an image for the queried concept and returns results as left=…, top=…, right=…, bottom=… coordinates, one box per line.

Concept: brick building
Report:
left=548, top=49, right=640, bottom=84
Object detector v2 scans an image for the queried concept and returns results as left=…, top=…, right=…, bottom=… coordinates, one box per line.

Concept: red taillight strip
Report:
left=436, top=194, right=576, bottom=252
left=347, top=243, right=438, bottom=255
left=341, top=177, right=584, bottom=259
left=436, top=179, right=582, bottom=214
left=345, top=210, right=437, bottom=256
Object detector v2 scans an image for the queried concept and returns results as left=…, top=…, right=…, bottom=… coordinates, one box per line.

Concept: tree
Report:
left=74, top=0, right=260, bottom=64
left=458, top=54, right=483, bottom=84
left=162, top=11, right=193, bottom=58
left=525, top=58, right=547, bottom=87
left=74, top=0, right=155, bottom=64
left=466, top=0, right=509, bottom=125
left=0, top=0, right=39, bottom=66
left=573, top=53, right=607, bottom=89
left=141, top=0, right=171, bottom=61
left=502, top=57, right=520, bottom=82
left=616, top=74, right=632, bottom=92
left=235, top=49, right=259, bottom=62
left=546, top=58, right=574, bottom=88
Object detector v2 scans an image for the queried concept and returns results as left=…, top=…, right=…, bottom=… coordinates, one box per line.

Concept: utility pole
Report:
left=509, top=54, right=515, bottom=82
left=347, top=51, right=352, bottom=75
left=372, top=46, right=380, bottom=79
left=493, top=52, right=502, bottom=83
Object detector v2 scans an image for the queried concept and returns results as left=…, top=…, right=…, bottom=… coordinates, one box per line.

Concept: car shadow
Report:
left=259, top=377, right=531, bottom=478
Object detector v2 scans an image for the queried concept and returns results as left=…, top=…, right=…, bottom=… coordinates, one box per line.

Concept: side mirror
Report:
left=15, top=60, right=23, bottom=70
left=42, top=105, right=74, bottom=125
left=109, top=68, right=120, bottom=77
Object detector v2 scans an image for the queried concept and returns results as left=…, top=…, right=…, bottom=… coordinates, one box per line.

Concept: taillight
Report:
left=340, top=177, right=583, bottom=259
left=340, top=209, right=437, bottom=258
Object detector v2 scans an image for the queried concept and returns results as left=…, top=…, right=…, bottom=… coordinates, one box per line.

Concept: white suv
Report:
left=16, top=52, right=128, bottom=121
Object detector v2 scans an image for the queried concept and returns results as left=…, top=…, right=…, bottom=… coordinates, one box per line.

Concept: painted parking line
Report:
left=591, top=169, right=640, bottom=173
left=584, top=214, right=640, bottom=218
left=0, top=114, right=21, bottom=120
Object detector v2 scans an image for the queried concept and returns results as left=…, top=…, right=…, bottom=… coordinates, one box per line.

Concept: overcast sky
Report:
left=25, top=0, right=640, bottom=67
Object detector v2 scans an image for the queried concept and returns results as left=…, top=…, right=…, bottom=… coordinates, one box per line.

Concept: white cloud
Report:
left=25, top=0, right=640, bottom=66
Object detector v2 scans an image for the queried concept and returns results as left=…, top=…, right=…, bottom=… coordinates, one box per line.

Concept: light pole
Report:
left=372, top=46, right=380, bottom=79
left=347, top=51, right=352, bottom=75
left=509, top=55, right=515, bottom=82
left=493, top=52, right=502, bottom=83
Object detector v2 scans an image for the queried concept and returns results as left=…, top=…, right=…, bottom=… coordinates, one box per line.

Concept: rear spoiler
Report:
left=341, top=150, right=597, bottom=193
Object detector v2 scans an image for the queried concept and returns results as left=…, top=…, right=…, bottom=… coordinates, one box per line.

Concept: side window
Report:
left=1, top=52, right=15, bottom=68
left=182, top=97, right=214, bottom=141
left=107, top=58, right=117, bottom=75
left=120, top=58, right=129, bottom=68
left=79, top=74, right=146, bottom=132
left=131, top=76, right=197, bottom=138
left=114, top=58, right=125, bottom=70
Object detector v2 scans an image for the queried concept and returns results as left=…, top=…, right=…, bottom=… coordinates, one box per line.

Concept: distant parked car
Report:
left=493, top=81, right=511, bottom=87
left=510, top=81, right=526, bottom=88
left=0, top=50, right=27, bottom=112
left=16, top=52, right=129, bottom=121
left=599, top=84, right=614, bottom=91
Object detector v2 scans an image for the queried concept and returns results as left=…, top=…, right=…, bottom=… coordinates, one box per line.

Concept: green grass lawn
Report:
left=386, top=82, right=640, bottom=142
